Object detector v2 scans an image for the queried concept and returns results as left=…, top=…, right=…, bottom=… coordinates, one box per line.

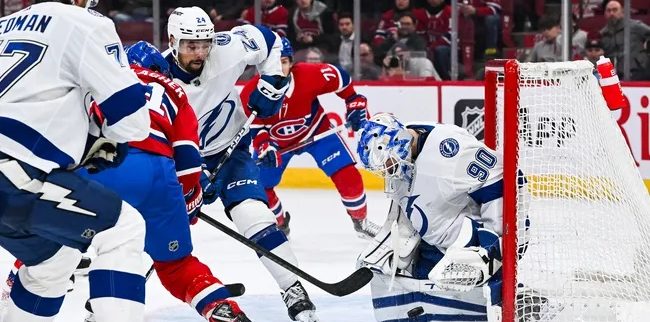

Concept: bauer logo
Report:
left=440, top=138, right=460, bottom=158
left=226, top=179, right=258, bottom=189
left=454, top=99, right=484, bottom=140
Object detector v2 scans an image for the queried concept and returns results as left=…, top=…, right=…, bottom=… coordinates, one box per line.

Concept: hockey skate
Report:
left=351, top=217, right=381, bottom=239
left=205, top=299, right=251, bottom=322
left=282, top=281, right=319, bottom=322
left=278, top=212, right=291, bottom=236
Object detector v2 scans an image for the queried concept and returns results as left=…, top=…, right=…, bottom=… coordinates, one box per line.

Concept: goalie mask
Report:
left=357, top=113, right=413, bottom=180
left=167, top=6, right=214, bottom=59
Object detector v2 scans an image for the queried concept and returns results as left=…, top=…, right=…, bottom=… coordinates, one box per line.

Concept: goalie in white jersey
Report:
left=162, top=6, right=318, bottom=322
left=356, top=113, right=527, bottom=322
left=0, top=1, right=151, bottom=321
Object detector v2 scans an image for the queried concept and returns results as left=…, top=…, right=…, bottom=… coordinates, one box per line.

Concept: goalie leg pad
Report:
left=369, top=274, right=488, bottom=322
left=230, top=199, right=299, bottom=290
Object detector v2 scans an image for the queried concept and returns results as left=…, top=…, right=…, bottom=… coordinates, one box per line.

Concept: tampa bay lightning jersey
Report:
left=389, top=123, right=505, bottom=250
left=164, top=24, right=284, bottom=156
left=0, top=2, right=150, bottom=172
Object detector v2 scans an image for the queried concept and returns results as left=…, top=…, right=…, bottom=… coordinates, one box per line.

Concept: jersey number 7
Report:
left=0, top=39, right=48, bottom=98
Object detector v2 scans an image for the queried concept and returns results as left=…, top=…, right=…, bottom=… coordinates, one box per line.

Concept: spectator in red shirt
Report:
left=459, top=0, right=502, bottom=58
left=288, top=0, right=336, bottom=51
left=423, top=0, right=452, bottom=79
left=373, top=0, right=428, bottom=48
left=238, top=0, right=289, bottom=37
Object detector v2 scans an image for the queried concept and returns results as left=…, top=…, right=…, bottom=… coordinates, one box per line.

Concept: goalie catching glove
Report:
left=427, top=228, right=502, bottom=292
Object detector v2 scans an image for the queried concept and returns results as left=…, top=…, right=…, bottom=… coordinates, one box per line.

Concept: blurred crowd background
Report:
left=2, top=0, right=649, bottom=81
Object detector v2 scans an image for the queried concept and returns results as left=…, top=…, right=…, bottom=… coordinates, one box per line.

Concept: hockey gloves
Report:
left=80, top=137, right=129, bottom=174
left=199, top=165, right=220, bottom=205
left=345, top=94, right=368, bottom=131
left=253, top=130, right=282, bottom=168
left=247, top=74, right=290, bottom=118
left=184, top=183, right=203, bottom=225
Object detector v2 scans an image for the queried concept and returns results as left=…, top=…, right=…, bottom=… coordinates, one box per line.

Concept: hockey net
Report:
left=484, top=60, right=650, bottom=322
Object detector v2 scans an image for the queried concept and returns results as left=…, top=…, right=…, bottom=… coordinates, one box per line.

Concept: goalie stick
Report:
left=196, top=211, right=373, bottom=297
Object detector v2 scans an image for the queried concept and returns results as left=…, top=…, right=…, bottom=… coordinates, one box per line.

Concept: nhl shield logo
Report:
left=454, top=99, right=485, bottom=140
left=169, top=240, right=179, bottom=252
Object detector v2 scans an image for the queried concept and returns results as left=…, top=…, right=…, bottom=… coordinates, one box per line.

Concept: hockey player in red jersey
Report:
left=240, top=37, right=379, bottom=238
left=0, top=41, right=251, bottom=322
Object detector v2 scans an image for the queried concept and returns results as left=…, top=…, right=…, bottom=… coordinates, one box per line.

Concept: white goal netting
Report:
left=490, top=60, right=650, bottom=322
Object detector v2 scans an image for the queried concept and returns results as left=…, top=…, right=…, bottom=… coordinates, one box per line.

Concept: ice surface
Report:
left=0, top=189, right=392, bottom=322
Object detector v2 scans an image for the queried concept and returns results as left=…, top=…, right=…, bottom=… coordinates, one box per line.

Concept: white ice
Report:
left=0, top=188, right=392, bottom=322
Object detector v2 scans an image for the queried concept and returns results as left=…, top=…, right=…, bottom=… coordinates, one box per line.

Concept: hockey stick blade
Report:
left=197, top=212, right=373, bottom=296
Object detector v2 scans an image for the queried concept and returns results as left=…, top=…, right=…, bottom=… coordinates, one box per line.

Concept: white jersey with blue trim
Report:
left=390, top=123, right=504, bottom=250
left=0, top=2, right=150, bottom=172
left=165, top=24, right=283, bottom=156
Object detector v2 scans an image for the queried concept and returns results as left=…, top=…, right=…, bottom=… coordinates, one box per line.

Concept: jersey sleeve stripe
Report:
left=148, top=132, right=170, bottom=146
left=331, top=64, right=351, bottom=92
left=0, top=117, right=74, bottom=167
left=161, top=94, right=178, bottom=122
left=254, top=24, right=277, bottom=58
left=98, top=83, right=148, bottom=126
left=176, top=166, right=202, bottom=177
left=468, top=178, right=503, bottom=204
left=173, top=145, right=202, bottom=171
left=172, top=140, right=199, bottom=150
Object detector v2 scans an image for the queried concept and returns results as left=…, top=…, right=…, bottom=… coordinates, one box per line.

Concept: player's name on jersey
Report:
left=0, top=14, right=52, bottom=35
left=136, top=69, right=185, bottom=99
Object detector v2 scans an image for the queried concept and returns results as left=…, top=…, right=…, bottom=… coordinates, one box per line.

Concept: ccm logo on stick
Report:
left=227, top=179, right=258, bottom=189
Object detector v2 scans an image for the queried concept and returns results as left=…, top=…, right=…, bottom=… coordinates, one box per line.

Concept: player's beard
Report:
left=183, top=59, right=205, bottom=75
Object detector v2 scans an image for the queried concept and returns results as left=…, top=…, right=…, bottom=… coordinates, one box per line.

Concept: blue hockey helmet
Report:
left=124, top=41, right=171, bottom=77
left=357, top=113, right=413, bottom=179
left=280, top=37, right=293, bottom=60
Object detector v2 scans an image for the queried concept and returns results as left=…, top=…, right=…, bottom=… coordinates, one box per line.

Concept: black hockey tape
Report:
left=225, top=283, right=246, bottom=297
left=407, top=306, right=424, bottom=318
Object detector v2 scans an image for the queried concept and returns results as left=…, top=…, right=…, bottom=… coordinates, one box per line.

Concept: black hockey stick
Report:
left=196, top=211, right=373, bottom=297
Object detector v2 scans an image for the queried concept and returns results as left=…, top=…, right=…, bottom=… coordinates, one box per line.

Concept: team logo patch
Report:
left=216, top=33, right=231, bottom=46
left=439, top=138, right=460, bottom=158
left=270, top=119, right=308, bottom=140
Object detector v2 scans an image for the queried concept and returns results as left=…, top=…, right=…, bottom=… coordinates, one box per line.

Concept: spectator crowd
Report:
left=6, top=0, right=650, bottom=80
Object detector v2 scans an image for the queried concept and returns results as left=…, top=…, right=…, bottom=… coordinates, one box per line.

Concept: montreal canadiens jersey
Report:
left=240, top=62, right=353, bottom=148
left=128, top=66, right=202, bottom=193
left=0, top=2, right=149, bottom=172
left=390, top=123, right=504, bottom=250
left=164, top=24, right=283, bottom=157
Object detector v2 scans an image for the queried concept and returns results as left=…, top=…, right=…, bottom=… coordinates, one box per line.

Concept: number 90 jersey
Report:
left=164, top=24, right=284, bottom=157
left=0, top=3, right=149, bottom=172
left=390, top=123, right=505, bottom=250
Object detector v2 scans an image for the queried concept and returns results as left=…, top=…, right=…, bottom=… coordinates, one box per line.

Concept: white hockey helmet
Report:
left=357, top=113, right=414, bottom=179
left=70, top=0, right=98, bottom=8
left=167, top=6, right=214, bottom=58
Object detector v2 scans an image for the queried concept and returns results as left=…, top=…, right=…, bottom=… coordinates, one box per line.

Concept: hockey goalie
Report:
left=355, top=112, right=528, bottom=321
